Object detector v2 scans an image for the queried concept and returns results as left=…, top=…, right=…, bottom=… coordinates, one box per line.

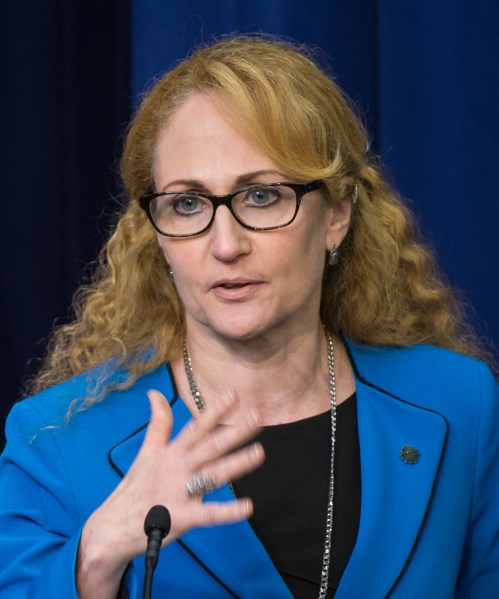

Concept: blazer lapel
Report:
left=107, top=365, right=177, bottom=478
left=180, top=491, right=293, bottom=598
left=107, top=345, right=448, bottom=597
left=337, top=348, right=448, bottom=597
left=108, top=369, right=291, bottom=598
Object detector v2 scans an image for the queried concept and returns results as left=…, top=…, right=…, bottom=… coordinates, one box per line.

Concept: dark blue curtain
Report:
left=2, top=1, right=498, bottom=447
left=0, top=1, right=130, bottom=446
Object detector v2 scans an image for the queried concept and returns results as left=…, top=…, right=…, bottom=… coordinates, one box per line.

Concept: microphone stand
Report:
left=143, top=505, right=171, bottom=599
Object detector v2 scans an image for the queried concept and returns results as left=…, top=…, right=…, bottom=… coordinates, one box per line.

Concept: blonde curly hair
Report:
left=28, top=35, right=490, bottom=400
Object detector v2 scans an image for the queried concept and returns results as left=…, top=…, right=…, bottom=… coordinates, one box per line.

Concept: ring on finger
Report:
left=186, top=470, right=216, bottom=498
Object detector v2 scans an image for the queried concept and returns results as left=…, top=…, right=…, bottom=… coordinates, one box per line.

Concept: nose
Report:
left=209, top=205, right=251, bottom=261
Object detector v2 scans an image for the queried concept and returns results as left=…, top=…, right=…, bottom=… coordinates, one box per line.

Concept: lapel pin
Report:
left=400, top=445, right=420, bottom=464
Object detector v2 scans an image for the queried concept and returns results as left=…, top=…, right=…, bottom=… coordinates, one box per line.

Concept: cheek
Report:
left=156, top=237, right=200, bottom=291
left=294, top=214, right=329, bottom=259
left=272, top=231, right=326, bottom=284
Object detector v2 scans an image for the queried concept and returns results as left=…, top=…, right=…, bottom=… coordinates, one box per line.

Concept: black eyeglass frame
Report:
left=139, top=180, right=323, bottom=237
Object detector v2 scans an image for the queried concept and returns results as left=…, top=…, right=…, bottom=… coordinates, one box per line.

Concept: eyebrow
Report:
left=160, top=170, right=287, bottom=192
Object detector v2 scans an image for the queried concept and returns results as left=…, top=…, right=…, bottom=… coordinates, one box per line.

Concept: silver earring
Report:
left=328, top=243, right=339, bottom=266
left=352, top=184, right=358, bottom=204
left=168, top=268, right=174, bottom=281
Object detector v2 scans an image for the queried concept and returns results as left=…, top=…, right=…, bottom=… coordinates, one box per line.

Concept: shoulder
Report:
left=345, top=338, right=497, bottom=411
left=5, top=363, right=176, bottom=446
left=1, top=363, right=178, bottom=526
left=346, top=337, right=486, bottom=370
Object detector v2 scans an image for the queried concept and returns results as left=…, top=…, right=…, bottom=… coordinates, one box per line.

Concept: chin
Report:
left=197, top=312, right=273, bottom=341
left=212, top=322, right=267, bottom=341
left=209, top=310, right=300, bottom=342
left=188, top=302, right=309, bottom=342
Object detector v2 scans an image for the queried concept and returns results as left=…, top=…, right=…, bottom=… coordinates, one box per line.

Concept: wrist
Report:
left=76, top=516, right=130, bottom=598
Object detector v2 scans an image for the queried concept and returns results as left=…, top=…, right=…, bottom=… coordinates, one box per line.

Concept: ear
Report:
left=325, top=196, right=352, bottom=250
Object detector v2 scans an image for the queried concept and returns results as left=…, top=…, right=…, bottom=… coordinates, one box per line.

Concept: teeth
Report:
left=223, top=283, right=245, bottom=289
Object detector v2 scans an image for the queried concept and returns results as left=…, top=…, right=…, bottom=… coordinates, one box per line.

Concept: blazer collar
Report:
left=109, top=343, right=448, bottom=598
left=336, top=339, right=448, bottom=597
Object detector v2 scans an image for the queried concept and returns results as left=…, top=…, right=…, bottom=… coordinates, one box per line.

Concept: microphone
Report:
left=143, top=505, right=171, bottom=599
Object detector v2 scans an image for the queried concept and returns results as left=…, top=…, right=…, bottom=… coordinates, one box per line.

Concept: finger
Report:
left=184, top=442, right=264, bottom=501
left=189, top=498, right=254, bottom=529
left=142, top=389, right=174, bottom=449
left=205, top=441, right=265, bottom=488
left=187, top=408, right=260, bottom=466
left=175, top=392, right=242, bottom=451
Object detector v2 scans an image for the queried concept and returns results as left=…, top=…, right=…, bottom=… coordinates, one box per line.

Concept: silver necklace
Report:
left=182, top=332, right=337, bottom=599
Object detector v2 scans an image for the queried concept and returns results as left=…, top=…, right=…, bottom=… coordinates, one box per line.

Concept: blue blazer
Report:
left=0, top=339, right=498, bottom=598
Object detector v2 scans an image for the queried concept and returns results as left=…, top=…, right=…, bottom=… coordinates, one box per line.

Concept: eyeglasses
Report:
left=139, top=180, right=322, bottom=237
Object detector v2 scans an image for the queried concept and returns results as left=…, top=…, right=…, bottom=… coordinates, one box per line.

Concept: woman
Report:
left=0, top=36, right=497, bottom=598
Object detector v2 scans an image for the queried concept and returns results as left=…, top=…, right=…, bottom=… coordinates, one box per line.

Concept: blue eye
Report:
left=245, top=187, right=281, bottom=207
left=172, top=195, right=205, bottom=215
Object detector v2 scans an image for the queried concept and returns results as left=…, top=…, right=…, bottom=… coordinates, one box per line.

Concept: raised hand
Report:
left=77, top=389, right=264, bottom=598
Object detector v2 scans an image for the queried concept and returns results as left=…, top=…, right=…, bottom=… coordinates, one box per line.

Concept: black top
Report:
left=232, top=394, right=360, bottom=598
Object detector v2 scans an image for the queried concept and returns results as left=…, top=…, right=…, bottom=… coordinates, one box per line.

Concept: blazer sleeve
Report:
left=0, top=400, right=84, bottom=598
left=455, top=361, right=499, bottom=597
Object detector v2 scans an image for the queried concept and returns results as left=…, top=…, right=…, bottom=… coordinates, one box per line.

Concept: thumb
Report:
left=143, top=389, right=174, bottom=448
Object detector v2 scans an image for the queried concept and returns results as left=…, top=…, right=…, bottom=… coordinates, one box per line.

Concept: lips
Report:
left=220, top=282, right=247, bottom=289
left=210, top=278, right=263, bottom=299
left=211, top=278, right=259, bottom=290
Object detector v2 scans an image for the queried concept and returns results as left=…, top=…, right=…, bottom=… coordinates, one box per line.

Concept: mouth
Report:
left=211, top=278, right=259, bottom=289
left=210, top=278, right=263, bottom=297
left=219, top=282, right=249, bottom=289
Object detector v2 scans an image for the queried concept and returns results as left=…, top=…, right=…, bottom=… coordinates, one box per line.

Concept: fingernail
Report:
left=223, top=391, right=234, bottom=406
left=253, top=442, right=264, bottom=461
left=249, top=409, right=258, bottom=425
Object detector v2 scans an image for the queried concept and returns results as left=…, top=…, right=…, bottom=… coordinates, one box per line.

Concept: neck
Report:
left=172, top=323, right=354, bottom=425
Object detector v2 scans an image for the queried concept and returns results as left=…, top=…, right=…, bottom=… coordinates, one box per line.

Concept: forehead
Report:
left=153, top=94, right=283, bottom=191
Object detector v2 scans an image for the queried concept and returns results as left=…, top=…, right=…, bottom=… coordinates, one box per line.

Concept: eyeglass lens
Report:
left=149, top=184, right=299, bottom=236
